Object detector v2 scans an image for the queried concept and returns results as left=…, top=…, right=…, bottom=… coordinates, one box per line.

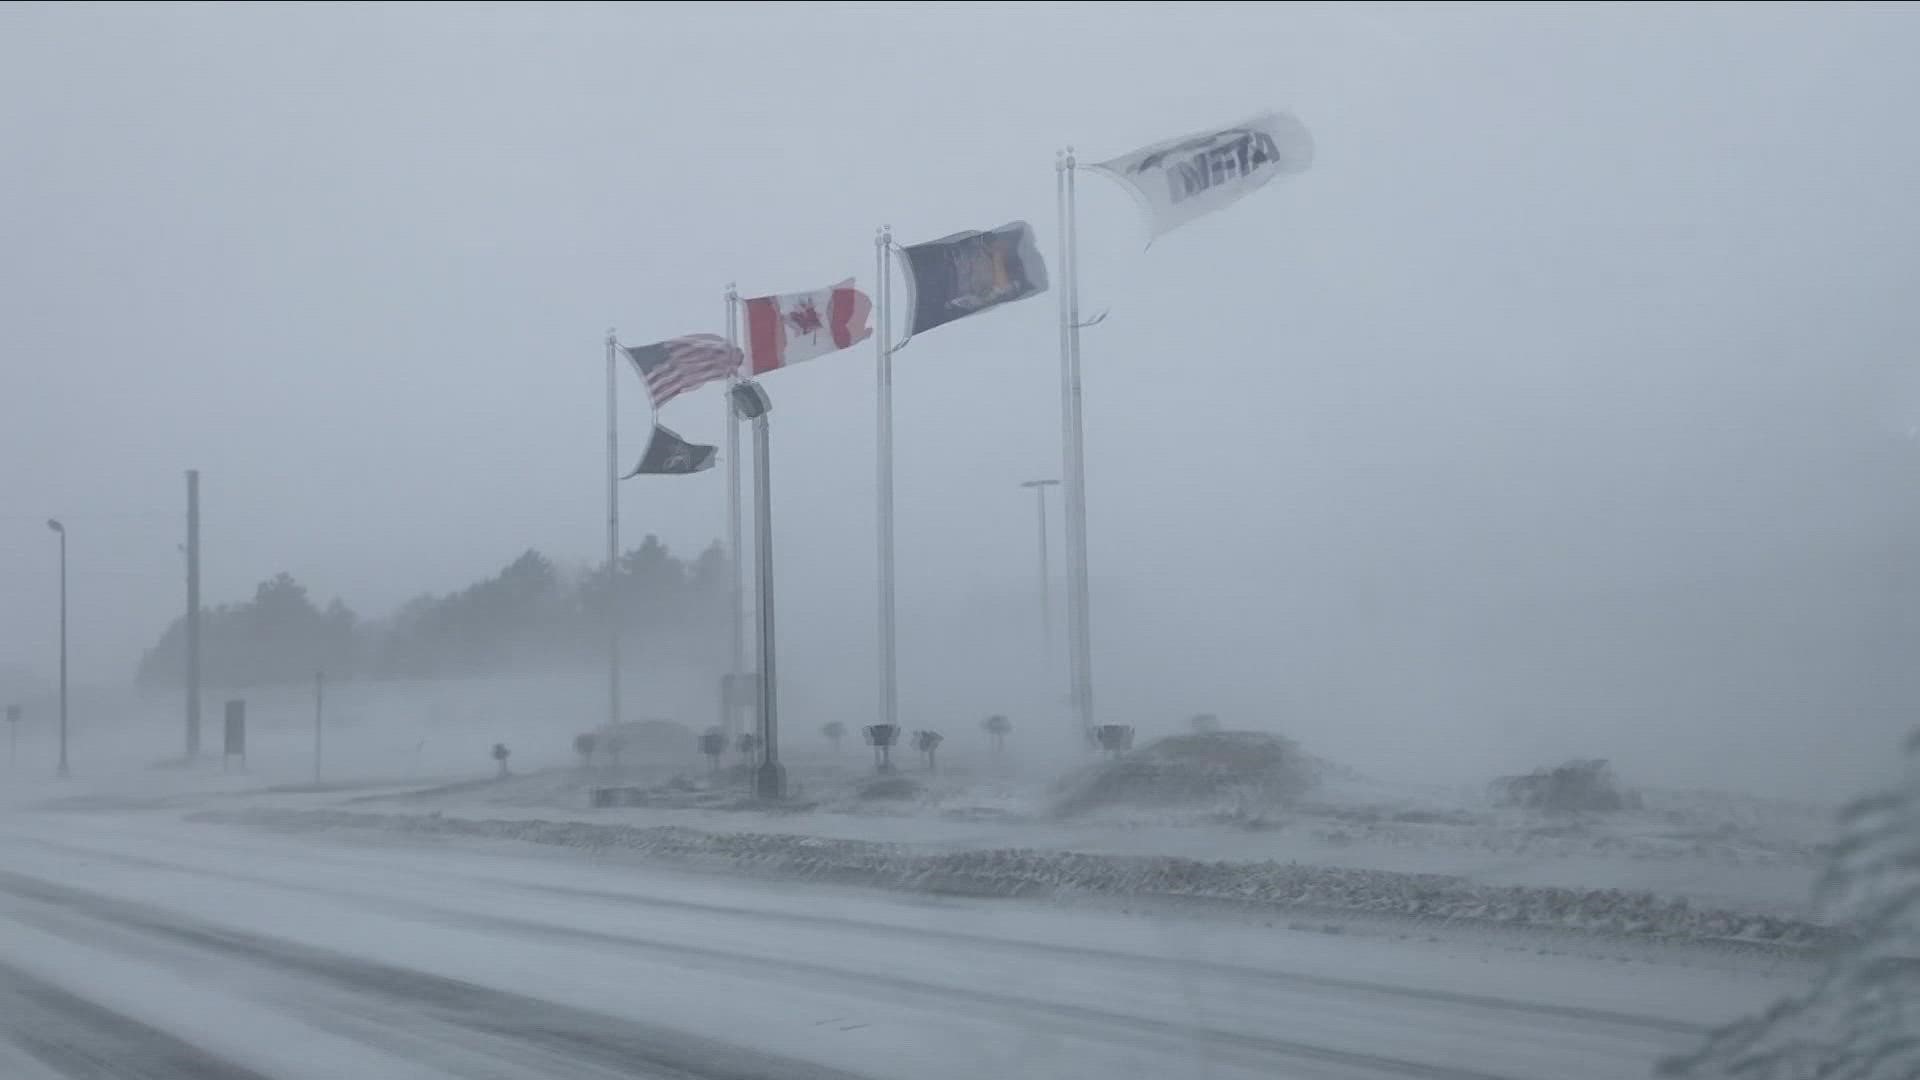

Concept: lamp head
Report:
left=730, top=380, right=772, bottom=421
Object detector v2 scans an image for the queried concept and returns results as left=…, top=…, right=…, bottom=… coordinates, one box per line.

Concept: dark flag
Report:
left=623, top=334, right=741, bottom=408
left=899, top=220, right=1048, bottom=337
left=625, top=424, right=717, bottom=477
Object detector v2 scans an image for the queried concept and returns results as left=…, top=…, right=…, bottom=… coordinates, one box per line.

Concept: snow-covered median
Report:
left=197, top=806, right=1839, bottom=952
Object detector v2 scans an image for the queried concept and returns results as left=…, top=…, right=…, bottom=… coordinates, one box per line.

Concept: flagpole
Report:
left=875, top=226, right=899, bottom=737
left=1055, top=153, right=1080, bottom=735
left=724, top=283, right=745, bottom=740
left=1061, top=149, right=1095, bottom=744
left=605, top=329, right=622, bottom=733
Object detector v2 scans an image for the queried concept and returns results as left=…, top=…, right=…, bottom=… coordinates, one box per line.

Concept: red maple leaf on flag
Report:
left=786, top=299, right=824, bottom=338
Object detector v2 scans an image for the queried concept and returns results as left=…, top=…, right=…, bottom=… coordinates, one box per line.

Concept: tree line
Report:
left=135, top=536, right=730, bottom=688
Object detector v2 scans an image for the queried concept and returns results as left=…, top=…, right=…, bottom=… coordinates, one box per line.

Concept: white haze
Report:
left=2, top=4, right=1918, bottom=801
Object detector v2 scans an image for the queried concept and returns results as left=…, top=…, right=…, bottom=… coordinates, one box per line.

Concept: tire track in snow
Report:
left=1, top=824, right=1711, bottom=1038
left=0, top=869, right=875, bottom=1080
left=498, top=877, right=1712, bottom=1036
left=0, top=956, right=271, bottom=1080
left=0, top=865, right=1527, bottom=1080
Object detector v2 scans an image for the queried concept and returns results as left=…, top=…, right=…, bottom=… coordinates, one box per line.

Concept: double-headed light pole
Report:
left=731, top=378, right=784, bottom=801
left=45, top=517, right=68, bottom=777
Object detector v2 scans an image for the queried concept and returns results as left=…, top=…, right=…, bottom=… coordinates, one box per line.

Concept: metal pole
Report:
left=1037, top=486, right=1051, bottom=648
left=875, top=227, right=898, bottom=735
left=724, top=285, right=745, bottom=740
left=52, top=521, right=68, bottom=776
left=605, top=330, right=621, bottom=732
left=1062, top=149, right=1095, bottom=743
left=752, top=409, right=783, bottom=800
left=185, top=469, right=201, bottom=759
left=1055, top=154, right=1085, bottom=738
left=1021, top=479, right=1059, bottom=655
left=313, top=670, right=323, bottom=786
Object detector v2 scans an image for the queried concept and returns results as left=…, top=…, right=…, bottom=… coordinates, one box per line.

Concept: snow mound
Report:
left=203, top=805, right=1840, bottom=950
left=1052, top=732, right=1320, bottom=818
left=1491, top=758, right=1640, bottom=814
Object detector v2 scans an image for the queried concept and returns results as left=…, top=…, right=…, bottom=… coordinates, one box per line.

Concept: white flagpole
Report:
left=875, top=227, right=899, bottom=736
left=1055, top=153, right=1080, bottom=732
left=1061, top=150, right=1094, bottom=744
left=605, top=329, right=622, bottom=732
left=724, top=284, right=745, bottom=739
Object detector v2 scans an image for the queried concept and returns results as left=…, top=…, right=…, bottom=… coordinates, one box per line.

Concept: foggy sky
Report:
left=4, top=3, right=1919, bottom=798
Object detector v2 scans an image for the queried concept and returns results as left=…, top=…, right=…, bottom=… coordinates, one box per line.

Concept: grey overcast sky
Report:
left=4, top=3, right=1919, bottom=796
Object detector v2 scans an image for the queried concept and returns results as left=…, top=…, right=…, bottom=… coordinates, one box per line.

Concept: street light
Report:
left=1019, top=479, right=1060, bottom=655
left=45, top=518, right=67, bottom=777
left=730, top=379, right=783, bottom=800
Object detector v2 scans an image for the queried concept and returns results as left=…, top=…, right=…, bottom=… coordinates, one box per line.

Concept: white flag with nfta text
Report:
left=743, top=279, right=873, bottom=376
left=1091, top=111, right=1314, bottom=239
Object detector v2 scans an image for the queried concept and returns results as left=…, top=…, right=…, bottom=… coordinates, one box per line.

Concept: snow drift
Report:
left=1491, top=758, right=1641, bottom=814
left=1052, top=731, right=1320, bottom=817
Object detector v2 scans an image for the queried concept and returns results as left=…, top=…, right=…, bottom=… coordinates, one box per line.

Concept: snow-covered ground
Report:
left=0, top=713, right=1847, bottom=1077
left=253, top=750, right=1826, bottom=921
left=0, top=807, right=1810, bottom=1080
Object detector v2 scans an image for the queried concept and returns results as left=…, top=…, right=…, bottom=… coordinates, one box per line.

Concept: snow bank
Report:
left=1491, top=758, right=1640, bottom=814
left=200, top=806, right=1839, bottom=951
left=1052, top=731, right=1321, bottom=817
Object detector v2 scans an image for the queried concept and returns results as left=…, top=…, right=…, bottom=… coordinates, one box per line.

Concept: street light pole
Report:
left=730, top=379, right=783, bottom=801
left=1020, top=479, right=1060, bottom=656
left=46, top=518, right=67, bottom=777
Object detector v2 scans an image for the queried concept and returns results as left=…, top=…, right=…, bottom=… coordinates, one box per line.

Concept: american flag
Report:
left=622, top=334, right=742, bottom=407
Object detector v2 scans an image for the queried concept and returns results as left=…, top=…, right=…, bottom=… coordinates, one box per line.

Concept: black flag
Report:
left=626, top=424, right=717, bottom=477
left=900, top=220, right=1049, bottom=337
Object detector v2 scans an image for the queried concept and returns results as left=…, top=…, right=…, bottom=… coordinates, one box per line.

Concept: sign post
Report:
left=223, top=699, right=245, bottom=772
left=313, top=671, right=324, bottom=787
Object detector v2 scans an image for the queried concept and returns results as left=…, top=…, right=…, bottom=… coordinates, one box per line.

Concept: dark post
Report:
left=223, top=699, right=245, bottom=771
left=313, top=670, right=324, bottom=786
left=186, top=469, right=201, bottom=758
left=46, top=519, right=67, bottom=777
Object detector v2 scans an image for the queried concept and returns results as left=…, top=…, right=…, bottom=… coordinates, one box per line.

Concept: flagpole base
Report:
left=754, top=761, right=787, bottom=801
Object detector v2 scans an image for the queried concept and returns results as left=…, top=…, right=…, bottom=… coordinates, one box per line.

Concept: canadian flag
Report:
left=743, top=279, right=874, bottom=375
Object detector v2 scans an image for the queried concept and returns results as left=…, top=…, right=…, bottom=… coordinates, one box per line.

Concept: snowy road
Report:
left=0, top=812, right=1794, bottom=1079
